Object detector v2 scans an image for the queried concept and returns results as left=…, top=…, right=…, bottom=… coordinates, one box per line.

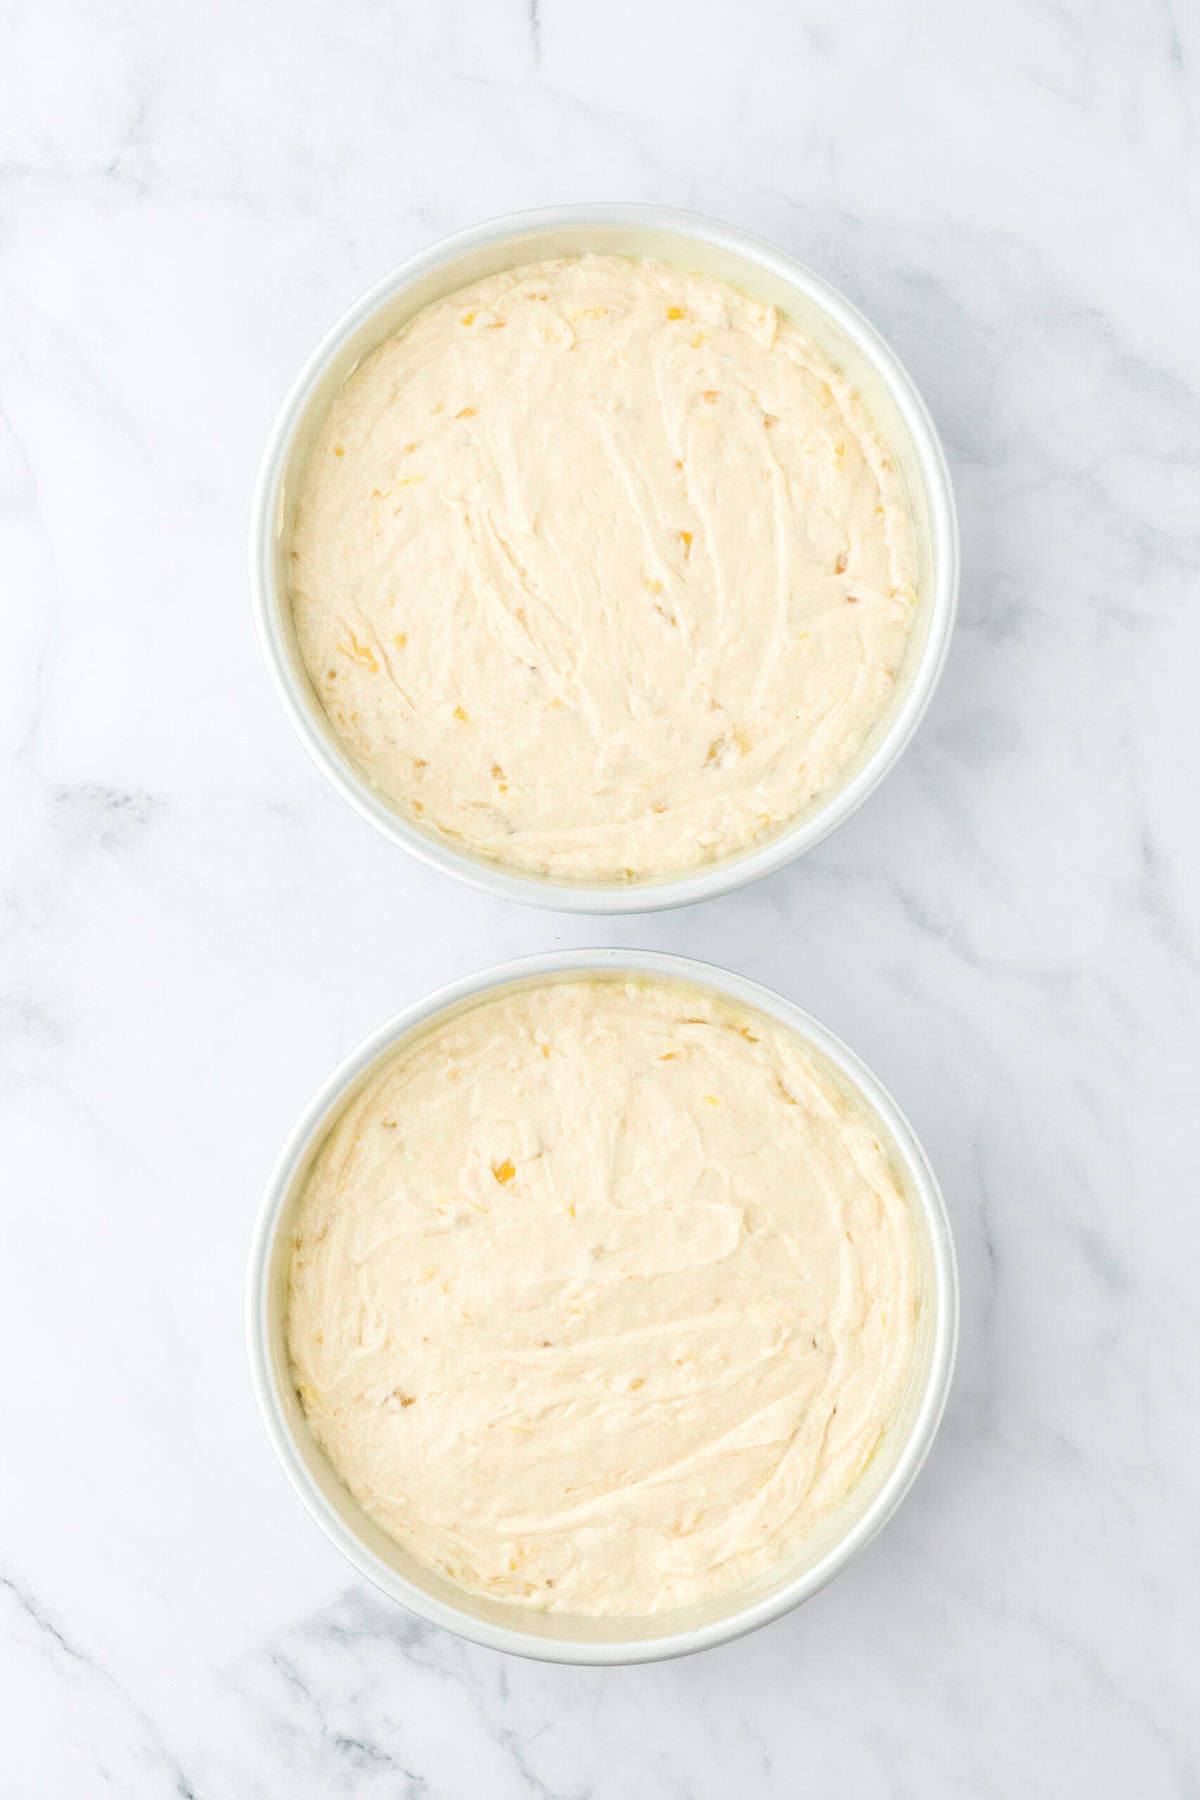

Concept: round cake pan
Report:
left=251, top=206, right=958, bottom=912
left=245, top=949, right=958, bottom=1664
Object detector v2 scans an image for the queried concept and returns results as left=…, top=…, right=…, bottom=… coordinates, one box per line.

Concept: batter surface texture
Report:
left=290, top=255, right=917, bottom=881
left=287, top=978, right=918, bottom=1616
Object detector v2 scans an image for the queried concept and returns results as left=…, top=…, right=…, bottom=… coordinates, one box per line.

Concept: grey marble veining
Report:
left=2, top=0, right=1198, bottom=1793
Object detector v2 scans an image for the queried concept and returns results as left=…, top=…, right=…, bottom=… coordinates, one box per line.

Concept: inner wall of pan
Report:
left=265, top=221, right=942, bottom=891
left=261, top=964, right=944, bottom=1648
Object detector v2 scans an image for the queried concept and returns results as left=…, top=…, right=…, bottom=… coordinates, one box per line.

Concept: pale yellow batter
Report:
left=286, top=978, right=917, bottom=1616
left=290, top=255, right=917, bottom=881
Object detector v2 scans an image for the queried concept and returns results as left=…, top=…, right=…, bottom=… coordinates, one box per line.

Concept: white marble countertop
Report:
left=3, top=1, right=1198, bottom=1793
